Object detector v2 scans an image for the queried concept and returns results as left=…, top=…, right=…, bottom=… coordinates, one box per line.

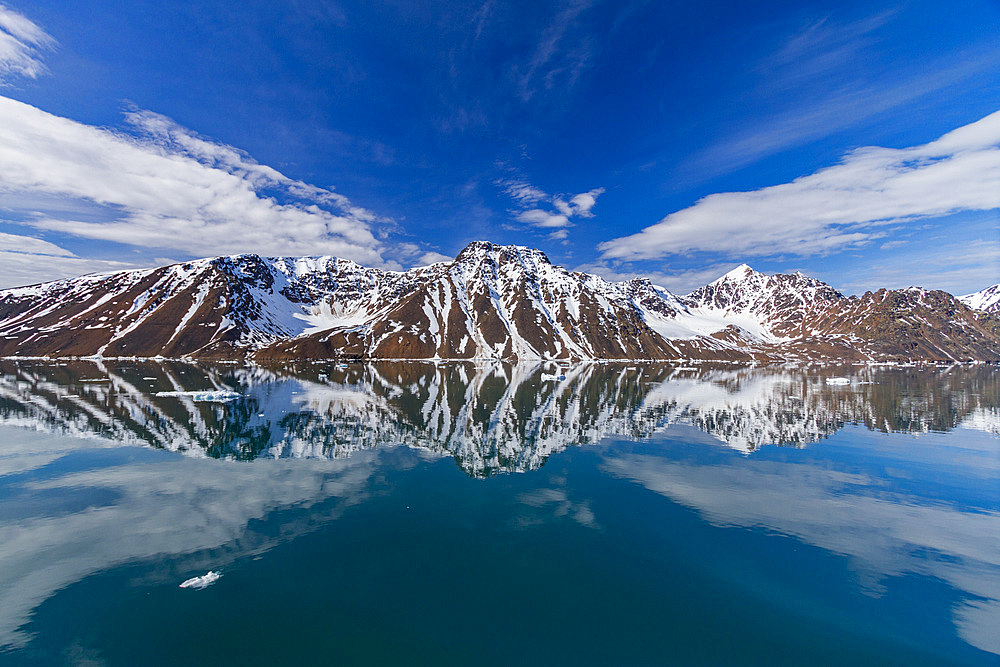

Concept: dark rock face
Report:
left=807, top=288, right=1000, bottom=361
left=1, top=242, right=998, bottom=362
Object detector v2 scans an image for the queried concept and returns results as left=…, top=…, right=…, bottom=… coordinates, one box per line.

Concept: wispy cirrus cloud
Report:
left=500, top=180, right=547, bottom=206
left=514, top=0, right=596, bottom=103
left=600, top=109, right=1000, bottom=261
left=682, top=9, right=1000, bottom=181
left=0, top=3, right=54, bottom=83
left=0, top=96, right=395, bottom=271
left=756, top=10, right=895, bottom=92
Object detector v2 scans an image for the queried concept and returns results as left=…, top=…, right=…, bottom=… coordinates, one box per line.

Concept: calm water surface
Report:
left=0, top=360, right=997, bottom=665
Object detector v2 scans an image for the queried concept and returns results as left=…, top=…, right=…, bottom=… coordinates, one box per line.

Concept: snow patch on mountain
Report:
left=961, top=284, right=1000, bottom=313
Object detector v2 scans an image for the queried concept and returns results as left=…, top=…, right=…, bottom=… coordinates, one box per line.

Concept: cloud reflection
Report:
left=600, top=437, right=1000, bottom=655
left=0, top=432, right=385, bottom=648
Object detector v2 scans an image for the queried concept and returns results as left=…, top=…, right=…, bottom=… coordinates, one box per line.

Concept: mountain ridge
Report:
left=1, top=241, right=998, bottom=362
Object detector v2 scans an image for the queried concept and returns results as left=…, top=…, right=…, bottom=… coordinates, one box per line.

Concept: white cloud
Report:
left=415, top=250, right=453, bottom=266
left=569, top=188, right=602, bottom=216
left=516, top=208, right=570, bottom=228
left=123, top=109, right=379, bottom=224
left=501, top=178, right=604, bottom=240
left=0, top=4, right=53, bottom=83
left=0, top=251, right=138, bottom=289
left=0, top=231, right=72, bottom=257
left=0, top=96, right=393, bottom=268
left=600, top=110, right=1000, bottom=261
left=0, top=232, right=139, bottom=288
left=392, top=243, right=453, bottom=268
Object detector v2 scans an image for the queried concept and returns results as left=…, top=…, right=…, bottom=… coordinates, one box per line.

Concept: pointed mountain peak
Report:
left=712, top=263, right=758, bottom=284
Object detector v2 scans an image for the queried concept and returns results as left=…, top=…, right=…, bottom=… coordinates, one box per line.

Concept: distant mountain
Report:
left=1, top=241, right=998, bottom=361
left=961, top=284, right=1000, bottom=314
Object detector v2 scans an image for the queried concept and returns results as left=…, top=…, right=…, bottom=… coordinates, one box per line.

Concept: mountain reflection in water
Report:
left=0, top=360, right=997, bottom=663
left=0, top=360, right=996, bottom=475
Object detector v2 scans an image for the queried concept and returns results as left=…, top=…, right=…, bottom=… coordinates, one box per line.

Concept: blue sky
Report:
left=0, top=0, right=997, bottom=294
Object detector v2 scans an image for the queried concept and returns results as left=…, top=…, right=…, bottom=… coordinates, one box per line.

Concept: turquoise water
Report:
left=0, top=361, right=997, bottom=665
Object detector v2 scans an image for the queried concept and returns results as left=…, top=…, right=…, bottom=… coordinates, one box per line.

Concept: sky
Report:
left=0, top=0, right=998, bottom=295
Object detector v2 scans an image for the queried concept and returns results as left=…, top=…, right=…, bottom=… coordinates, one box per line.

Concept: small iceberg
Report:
left=179, top=571, right=221, bottom=589
left=825, top=377, right=851, bottom=385
left=540, top=373, right=566, bottom=381
left=156, top=390, right=241, bottom=402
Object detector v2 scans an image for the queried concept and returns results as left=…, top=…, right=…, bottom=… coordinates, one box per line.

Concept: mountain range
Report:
left=1, top=241, right=998, bottom=362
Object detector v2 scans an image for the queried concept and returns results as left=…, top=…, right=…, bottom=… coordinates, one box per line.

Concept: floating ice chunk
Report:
left=825, top=377, right=851, bottom=385
left=179, top=571, right=221, bottom=589
left=155, top=390, right=241, bottom=402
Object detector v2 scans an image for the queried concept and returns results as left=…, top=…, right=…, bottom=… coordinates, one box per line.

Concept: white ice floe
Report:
left=180, top=570, right=222, bottom=590
left=179, top=571, right=221, bottom=589
left=155, top=390, right=241, bottom=402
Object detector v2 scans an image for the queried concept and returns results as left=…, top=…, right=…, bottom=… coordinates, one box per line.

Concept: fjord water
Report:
left=0, top=361, right=997, bottom=665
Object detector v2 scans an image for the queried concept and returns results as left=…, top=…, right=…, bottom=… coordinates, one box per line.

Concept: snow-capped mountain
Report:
left=682, top=263, right=845, bottom=340
left=961, top=284, right=1000, bottom=314
left=0, top=254, right=426, bottom=358
left=1, top=241, right=998, bottom=361
left=262, top=241, right=710, bottom=361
